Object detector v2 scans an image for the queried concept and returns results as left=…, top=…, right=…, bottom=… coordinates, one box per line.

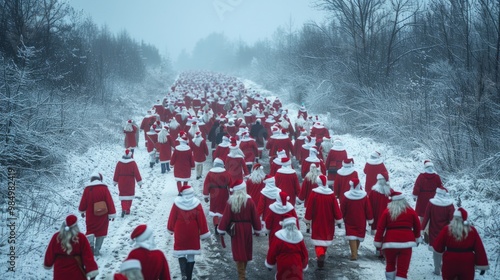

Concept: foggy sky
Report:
left=68, top=0, right=326, bottom=60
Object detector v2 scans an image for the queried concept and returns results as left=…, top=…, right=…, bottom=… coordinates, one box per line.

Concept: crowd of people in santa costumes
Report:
left=43, top=71, right=491, bottom=279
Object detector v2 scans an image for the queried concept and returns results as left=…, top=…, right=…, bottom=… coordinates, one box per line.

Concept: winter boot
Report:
left=161, top=163, right=166, bottom=174
left=186, top=261, right=195, bottom=280
left=214, top=224, right=219, bottom=235
left=433, top=252, right=442, bottom=275
left=317, top=254, right=325, bottom=269
left=178, top=257, right=188, bottom=280
left=236, top=262, right=246, bottom=280
left=306, top=223, right=310, bottom=234
left=86, top=234, right=95, bottom=255
left=94, top=236, right=105, bottom=256
left=385, top=271, right=396, bottom=280
left=166, top=162, right=171, bottom=172
left=349, top=240, right=358, bottom=260
left=150, top=162, right=155, bottom=168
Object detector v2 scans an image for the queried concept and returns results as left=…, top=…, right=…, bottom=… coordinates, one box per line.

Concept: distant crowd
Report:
left=43, top=71, right=489, bottom=280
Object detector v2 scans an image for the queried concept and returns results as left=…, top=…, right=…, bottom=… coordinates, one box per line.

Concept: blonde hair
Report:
left=304, top=164, right=320, bottom=183
left=249, top=167, right=265, bottom=184
left=229, top=189, right=248, bottom=213
left=387, top=199, right=409, bottom=221
left=56, top=222, right=80, bottom=254
left=448, top=216, right=471, bottom=241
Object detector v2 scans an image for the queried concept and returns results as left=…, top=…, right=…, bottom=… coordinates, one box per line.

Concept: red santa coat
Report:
left=226, top=123, right=238, bottom=137
left=258, top=185, right=281, bottom=220
left=363, top=161, right=388, bottom=194
left=421, top=196, right=454, bottom=246
left=374, top=207, right=421, bottom=249
left=413, top=172, right=443, bottom=217
left=239, top=138, right=258, bottom=164
left=140, top=114, right=157, bottom=146
left=43, top=232, right=98, bottom=280
left=297, top=177, right=317, bottom=208
left=301, top=157, right=326, bottom=179
left=245, top=178, right=265, bottom=207
left=212, top=144, right=229, bottom=163
left=218, top=197, right=262, bottom=261
left=269, top=158, right=282, bottom=177
left=167, top=197, right=211, bottom=256
left=226, top=154, right=249, bottom=182
left=275, top=167, right=301, bottom=206
left=265, top=230, right=309, bottom=280
left=113, top=158, right=143, bottom=200
left=190, top=137, right=209, bottom=163
left=263, top=202, right=299, bottom=241
left=156, top=136, right=174, bottom=163
left=153, top=104, right=165, bottom=121
left=269, top=136, right=294, bottom=158
left=310, top=125, right=329, bottom=144
left=146, top=131, right=158, bottom=154
left=304, top=186, right=343, bottom=246
left=126, top=247, right=171, bottom=280
left=299, top=144, right=314, bottom=165
left=325, top=149, right=348, bottom=172
left=368, top=184, right=394, bottom=231
left=203, top=167, right=231, bottom=217
left=293, top=136, right=306, bottom=162
left=78, top=181, right=116, bottom=237
left=340, top=190, right=373, bottom=240
left=124, top=125, right=138, bottom=149
left=170, top=143, right=195, bottom=181
left=334, top=169, right=358, bottom=201
left=433, top=225, right=489, bottom=279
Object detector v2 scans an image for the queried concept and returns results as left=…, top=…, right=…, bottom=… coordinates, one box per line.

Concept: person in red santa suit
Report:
left=318, top=136, right=332, bottom=161
left=413, top=160, right=443, bottom=226
left=334, top=158, right=358, bottom=201
left=78, top=172, right=116, bottom=256
left=167, top=185, right=211, bottom=280
left=341, top=178, right=374, bottom=261
left=421, top=186, right=455, bottom=276
left=171, top=131, right=195, bottom=193
left=203, top=158, right=232, bottom=234
left=310, top=121, right=330, bottom=146
left=299, top=136, right=315, bottom=166
left=363, top=151, right=388, bottom=194
left=374, top=192, right=422, bottom=280
left=169, top=118, right=181, bottom=145
left=325, top=138, right=348, bottom=187
left=263, top=191, right=299, bottom=242
left=257, top=175, right=282, bottom=223
left=268, top=129, right=294, bottom=161
left=304, top=175, right=343, bottom=269
left=245, top=163, right=266, bottom=205
left=293, top=129, right=308, bottom=164
left=113, top=259, right=143, bottom=280
left=189, top=131, right=209, bottom=180
left=225, top=139, right=249, bottom=182
left=153, top=99, right=166, bottom=122
left=300, top=146, right=326, bottom=179
left=225, top=119, right=238, bottom=138
left=238, top=131, right=258, bottom=172
left=297, top=163, right=320, bottom=234
left=175, top=107, right=191, bottom=131
left=269, top=149, right=286, bottom=176
left=146, top=124, right=159, bottom=168
left=140, top=110, right=157, bottom=147
left=275, top=157, right=301, bottom=206
left=126, top=224, right=171, bottom=280
left=113, top=149, right=143, bottom=217
left=187, top=120, right=200, bottom=140
left=265, top=215, right=308, bottom=280
left=297, top=104, right=308, bottom=121
left=432, top=207, right=489, bottom=279
left=217, top=180, right=262, bottom=280
left=156, top=126, right=174, bottom=174
left=124, top=120, right=138, bottom=156
left=368, top=172, right=393, bottom=258
left=43, top=215, right=99, bottom=280
left=212, top=135, right=230, bottom=163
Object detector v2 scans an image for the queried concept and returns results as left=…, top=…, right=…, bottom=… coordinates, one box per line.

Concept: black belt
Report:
left=446, top=247, right=473, bottom=252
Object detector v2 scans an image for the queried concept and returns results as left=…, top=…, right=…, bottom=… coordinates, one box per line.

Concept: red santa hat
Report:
left=195, top=131, right=201, bottom=137
left=342, top=158, right=354, bottom=168
left=90, top=171, right=103, bottom=182
left=230, top=179, right=246, bottom=192
left=376, top=172, right=389, bottom=182
left=389, top=191, right=405, bottom=201
left=317, top=174, right=327, bottom=187
left=124, top=149, right=132, bottom=156
left=120, top=259, right=141, bottom=272
left=349, top=178, right=362, bottom=190
left=436, top=185, right=448, bottom=195
left=192, top=121, right=197, bottom=125
left=252, top=163, right=263, bottom=171
left=180, top=185, right=194, bottom=195
left=64, top=214, right=78, bottom=231
left=371, top=151, right=381, bottom=158
left=277, top=191, right=290, bottom=207
left=128, top=119, right=132, bottom=123
left=424, top=160, right=434, bottom=168
left=179, top=131, right=188, bottom=141
left=131, top=224, right=153, bottom=243
left=281, top=129, right=287, bottom=134
left=280, top=157, right=291, bottom=166
left=279, top=213, right=297, bottom=227
left=453, top=207, right=469, bottom=225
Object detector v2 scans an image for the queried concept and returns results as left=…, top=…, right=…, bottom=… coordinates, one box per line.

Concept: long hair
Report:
left=56, top=222, right=80, bottom=254
left=387, top=199, right=409, bottom=221
left=448, top=216, right=471, bottom=241
left=157, top=129, right=169, bottom=143
left=283, top=223, right=302, bottom=243
left=249, top=167, right=265, bottom=184
left=229, top=189, right=248, bottom=213
left=305, top=164, right=320, bottom=183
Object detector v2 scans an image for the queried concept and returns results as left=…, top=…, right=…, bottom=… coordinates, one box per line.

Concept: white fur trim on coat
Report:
left=312, top=187, right=334, bottom=195
left=173, top=249, right=202, bottom=256
left=337, top=167, right=355, bottom=176
left=209, top=167, right=226, bottom=173
left=310, top=239, right=333, bottom=246
left=429, top=197, right=453, bottom=207
left=265, top=260, right=275, bottom=269
left=344, top=190, right=367, bottom=200
left=381, top=241, right=417, bottom=249
left=119, top=158, right=135, bottom=164
left=87, top=270, right=99, bottom=279
left=276, top=167, right=296, bottom=174
left=200, top=231, right=211, bottom=240
left=119, top=195, right=135, bottom=200
left=173, top=196, right=201, bottom=211
left=346, top=235, right=365, bottom=241
left=269, top=202, right=294, bottom=214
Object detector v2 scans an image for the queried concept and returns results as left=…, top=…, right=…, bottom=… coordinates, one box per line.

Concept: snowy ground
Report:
left=8, top=78, right=498, bottom=279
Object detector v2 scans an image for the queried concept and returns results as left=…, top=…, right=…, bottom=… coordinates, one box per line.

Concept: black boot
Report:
left=186, top=261, right=195, bottom=280
left=150, top=162, right=154, bottom=168
left=214, top=224, right=219, bottom=235
left=178, top=257, right=188, bottom=280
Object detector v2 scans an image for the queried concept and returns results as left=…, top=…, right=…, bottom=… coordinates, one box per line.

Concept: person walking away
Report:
left=368, top=172, right=393, bottom=258
left=363, top=151, right=388, bottom=194
left=203, top=158, right=232, bottom=234
left=265, top=214, right=309, bottom=280
left=78, top=172, right=116, bottom=256
left=43, top=215, right=99, bottom=280
left=189, top=131, right=209, bottom=179
left=263, top=191, right=299, bottom=242
left=124, top=120, right=138, bottom=156
left=225, top=139, right=249, bottom=182
left=297, top=163, right=320, bottom=233
left=275, top=157, right=301, bottom=206
left=432, top=207, right=489, bottom=279
left=304, top=175, right=343, bottom=269
left=421, top=186, right=455, bottom=275
left=245, top=164, right=266, bottom=207
left=374, top=192, right=422, bottom=280
left=170, top=131, right=195, bottom=193
left=167, top=186, right=211, bottom=280
left=113, top=149, right=143, bottom=217
left=334, top=158, right=358, bottom=201
left=156, top=126, right=174, bottom=174
left=217, top=180, right=262, bottom=280
left=113, top=259, right=143, bottom=280
left=127, top=224, right=171, bottom=280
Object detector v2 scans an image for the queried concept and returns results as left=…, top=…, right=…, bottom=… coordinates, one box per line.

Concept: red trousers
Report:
left=121, top=200, right=133, bottom=213
left=384, top=248, right=412, bottom=279
left=315, top=246, right=327, bottom=257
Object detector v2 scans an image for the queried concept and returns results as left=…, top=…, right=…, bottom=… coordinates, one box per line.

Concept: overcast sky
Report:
left=68, top=0, right=327, bottom=59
